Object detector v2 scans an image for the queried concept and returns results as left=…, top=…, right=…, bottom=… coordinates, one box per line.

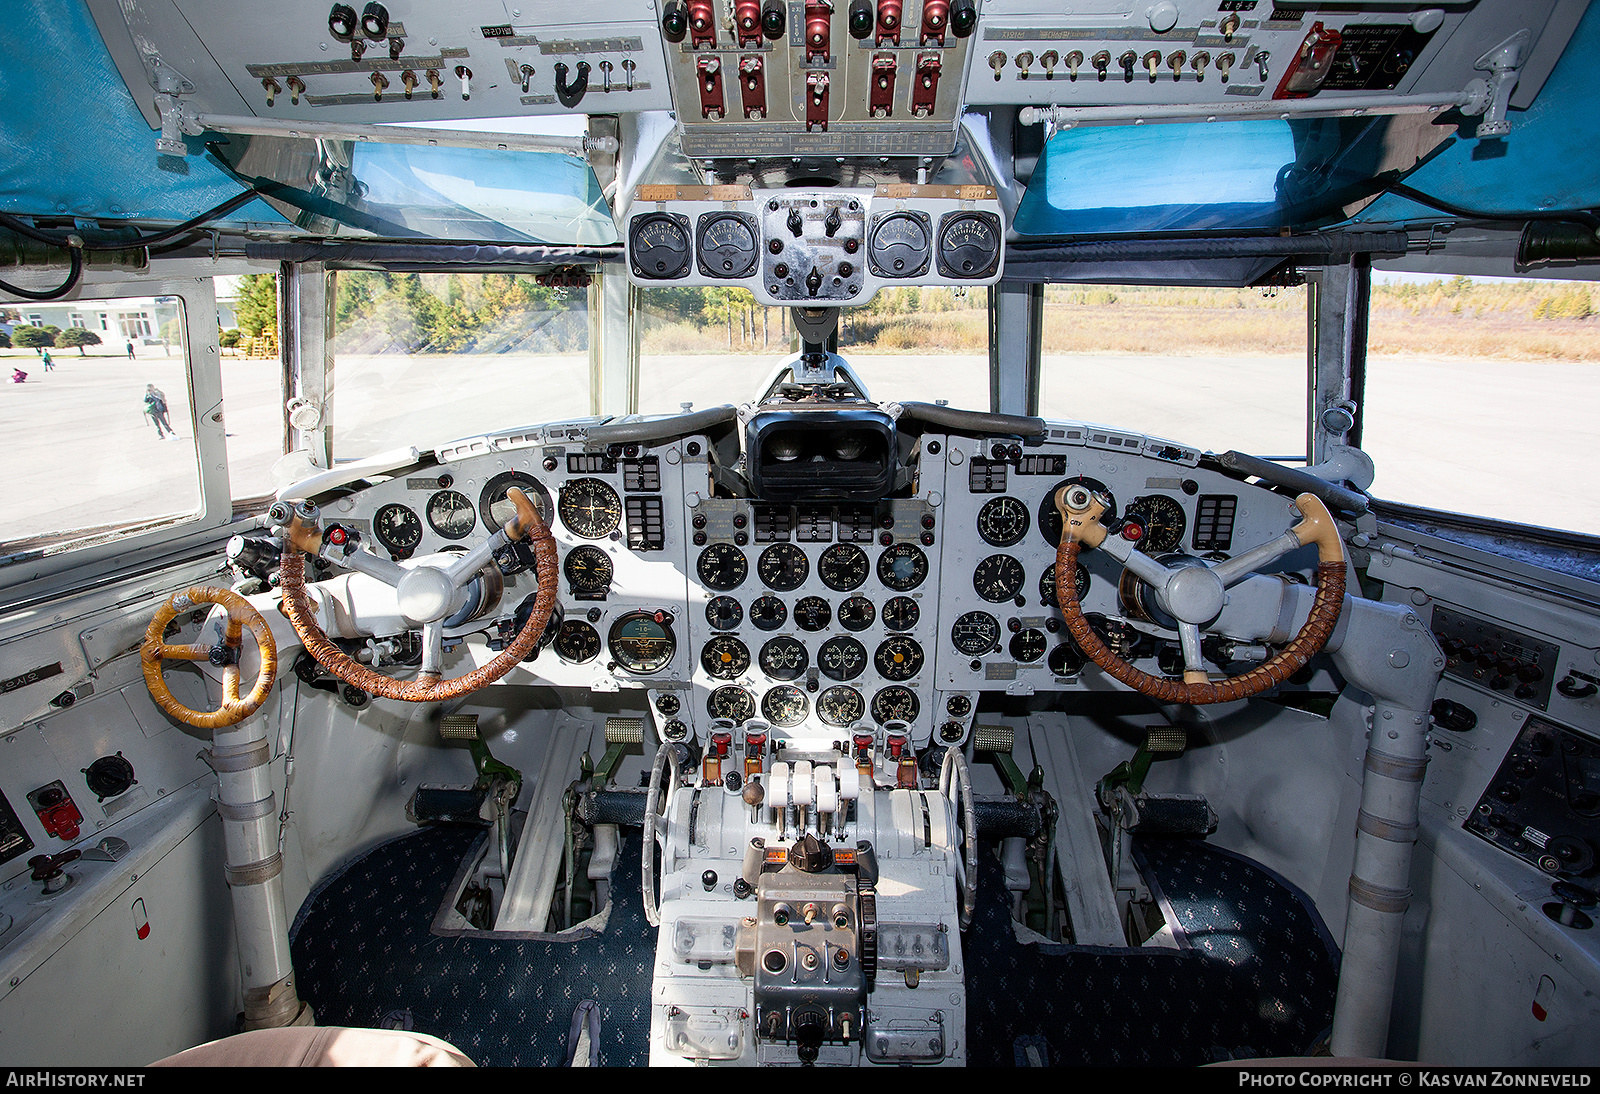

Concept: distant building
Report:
left=7, top=296, right=184, bottom=345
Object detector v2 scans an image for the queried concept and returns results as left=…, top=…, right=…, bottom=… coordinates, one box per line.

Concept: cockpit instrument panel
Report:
left=625, top=184, right=1004, bottom=305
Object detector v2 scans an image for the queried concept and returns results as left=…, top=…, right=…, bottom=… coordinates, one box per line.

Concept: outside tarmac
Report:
left=4, top=345, right=1598, bottom=544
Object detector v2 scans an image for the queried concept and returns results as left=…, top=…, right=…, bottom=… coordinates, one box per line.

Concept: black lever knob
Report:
left=787, top=207, right=805, bottom=237
left=824, top=206, right=842, bottom=236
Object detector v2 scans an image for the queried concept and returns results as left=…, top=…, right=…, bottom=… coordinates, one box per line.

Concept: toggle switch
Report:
left=1216, top=52, right=1234, bottom=82
left=455, top=65, right=472, bottom=99
left=739, top=55, right=766, bottom=118
left=806, top=70, right=829, bottom=130
left=1255, top=50, right=1271, bottom=81
left=1041, top=49, right=1059, bottom=78
left=262, top=77, right=281, bottom=106
left=349, top=38, right=367, bottom=62
left=870, top=53, right=896, bottom=116
left=519, top=64, right=535, bottom=93
left=1220, top=12, right=1240, bottom=42
left=400, top=69, right=417, bottom=98
left=875, top=0, right=902, bottom=46
left=1015, top=50, right=1033, bottom=78
left=1062, top=49, right=1081, bottom=79
left=389, top=36, right=404, bottom=60
left=370, top=71, right=389, bottom=100
left=1167, top=50, right=1185, bottom=79
left=427, top=68, right=442, bottom=98
left=911, top=52, right=940, bottom=116
left=288, top=75, right=305, bottom=104
left=1143, top=50, right=1161, bottom=80
left=1119, top=50, right=1137, bottom=81
left=1092, top=50, right=1111, bottom=79
left=698, top=55, right=725, bottom=118
left=989, top=50, right=1007, bottom=80
left=1190, top=51, right=1209, bottom=78
left=598, top=59, right=613, bottom=92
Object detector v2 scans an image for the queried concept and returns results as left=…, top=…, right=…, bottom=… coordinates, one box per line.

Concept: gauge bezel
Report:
left=818, top=543, right=870, bottom=591
left=701, top=635, right=752, bottom=680
left=934, top=210, right=1003, bottom=279
left=750, top=594, right=788, bottom=630
left=951, top=610, right=1001, bottom=655
left=866, top=209, right=933, bottom=279
left=874, top=635, right=925, bottom=681
left=881, top=595, right=920, bottom=631
left=558, top=477, right=623, bottom=539
left=793, top=596, right=832, bottom=631
left=973, top=554, right=1026, bottom=603
left=976, top=495, right=1031, bottom=548
left=871, top=685, right=920, bottom=725
left=1038, top=477, right=1118, bottom=547
left=1009, top=628, right=1047, bottom=663
left=1040, top=562, right=1091, bottom=608
left=563, top=545, right=614, bottom=595
left=606, top=610, right=677, bottom=675
left=372, top=503, right=423, bottom=558
left=705, top=595, right=744, bottom=630
left=628, top=211, right=693, bottom=280
left=707, top=685, right=756, bottom=725
left=757, top=542, right=810, bottom=591
left=817, top=685, right=866, bottom=727
left=837, top=595, right=876, bottom=631
left=876, top=542, right=929, bottom=591
left=818, top=635, right=869, bottom=681
left=761, top=684, right=809, bottom=727
left=554, top=619, right=602, bottom=663
left=695, top=210, right=761, bottom=279
left=425, top=489, right=478, bottom=540
left=696, top=542, right=749, bottom=591
left=758, top=635, right=809, bottom=681
left=1124, top=494, right=1188, bottom=553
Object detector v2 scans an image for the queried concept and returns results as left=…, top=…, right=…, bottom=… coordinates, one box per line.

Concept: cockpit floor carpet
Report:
left=965, top=836, right=1340, bottom=1065
left=289, top=822, right=655, bottom=1067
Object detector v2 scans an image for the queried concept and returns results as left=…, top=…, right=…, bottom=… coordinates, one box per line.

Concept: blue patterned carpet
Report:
left=965, top=838, right=1341, bottom=1065
left=290, top=826, right=1338, bottom=1066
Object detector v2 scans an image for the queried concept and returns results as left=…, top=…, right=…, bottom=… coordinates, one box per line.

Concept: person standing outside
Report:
left=126, top=339, right=135, bottom=359
left=144, top=383, right=174, bottom=438
left=40, top=349, right=52, bottom=371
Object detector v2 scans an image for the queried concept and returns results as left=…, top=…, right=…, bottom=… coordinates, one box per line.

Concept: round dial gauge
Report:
left=1049, top=642, right=1087, bottom=677
left=951, top=610, right=1001, bottom=655
left=1010, top=628, right=1047, bottom=663
left=607, top=611, right=676, bottom=675
left=1123, top=494, right=1188, bottom=553
left=881, top=596, right=919, bottom=632
left=629, top=212, right=691, bottom=279
left=554, top=619, right=602, bottom=663
left=750, top=595, right=788, bottom=630
left=818, top=543, right=870, bottom=591
left=656, top=694, right=681, bottom=716
left=838, top=596, right=876, bottom=631
left=867, top=211, right=931, bottom=278
left=697, top=212, right=760, bottom=278
left=706, top=595, right=744, bottom=630
left=874, top=636, right=924, bottom=681
left=1038, top=477, right=1117, bottom=547
left=1040, top=562, right=1091, bottom=608
left=707, top=685, right=756, bottom=725
left=818, top=686, right=866, bottom=727
left=696, top=543, right=748, bottom=591
left=946, top=694, right=972, bottom=718
left=762, top=685, right=808, bottom=727
left=793, top=596, right=832, bottom=631
left=563, top=545, right=614, bottom=595
left=872, top=685, right=920, bottom=725
left=876, top=543, right=928, bottom=591
left=936, top=211, right=1002, bottom=278
left=373, top=503, right=423, bottom=558
left=559, top=478, right=623, bottom=539
left=479, top=471, right=553, bottom=533
left=701, top=635, right=752, bottom=680
left=757, top=542, right=809, bottom=591
left=973, top=554, right=1026, bottom=603
left=818, top=636, right=868, bottom=681
left=758, top=636, right=809, bottom=681
left=977, top=495, right=1031, bottom=547
left=426, top=490, right=477, bottom=540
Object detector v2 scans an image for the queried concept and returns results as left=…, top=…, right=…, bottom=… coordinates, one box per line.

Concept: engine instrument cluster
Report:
left=625, top=184, right=1004, bottom=306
